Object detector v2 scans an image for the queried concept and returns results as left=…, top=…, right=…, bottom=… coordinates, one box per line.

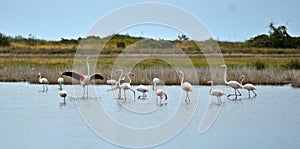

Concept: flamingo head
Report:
left=128, top=72, right=135, bottom=77
left=38, top=72, right=41, bottom=76
left=220, top=64, right=227, bottom=68
left=153, top=78, right=160, bottom=84
left=86, top=56, right=90, bottom=60
left=115, top=69, right=123, bottom=74
left=240, top=75, right=245, bottom=81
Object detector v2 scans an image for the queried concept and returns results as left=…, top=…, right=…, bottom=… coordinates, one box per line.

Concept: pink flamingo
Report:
left=240, top=75, right=257, bottom=98
left=221, top=64, right=243, bottom=100
left=207, top=81, right=225, bottom=105
left=152, top=78, right=167, bottom=105
left=107, top=69, right=126, bottom=99
left=136, top=84, right=149, bottom=99
left=119, top=72, right=135, bottom=102
left=179, top=71, right=192, bottom=103
left=38, top=72, right=49, bottom=91
left=62, top=57, right=104, bottom=97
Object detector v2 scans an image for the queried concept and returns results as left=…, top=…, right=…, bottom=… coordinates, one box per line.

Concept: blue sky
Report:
left=0, top=0, right=299, bottom=41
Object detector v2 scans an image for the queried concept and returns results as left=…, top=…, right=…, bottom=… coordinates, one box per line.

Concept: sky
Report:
left=0, top=0, right=299, bottom=41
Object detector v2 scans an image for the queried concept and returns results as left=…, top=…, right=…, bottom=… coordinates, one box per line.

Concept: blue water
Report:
left=0, top=82, right=300, bottom=149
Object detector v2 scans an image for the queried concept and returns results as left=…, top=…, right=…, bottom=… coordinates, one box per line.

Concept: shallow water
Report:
left=0, top=82, right=300, bottom=148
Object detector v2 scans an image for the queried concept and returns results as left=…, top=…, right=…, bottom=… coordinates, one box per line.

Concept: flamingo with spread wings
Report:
left=62, top=57, right=104, bottom=97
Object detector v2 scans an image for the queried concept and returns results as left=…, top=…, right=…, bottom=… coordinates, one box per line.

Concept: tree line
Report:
left=1, top=23, right=300, bottom=48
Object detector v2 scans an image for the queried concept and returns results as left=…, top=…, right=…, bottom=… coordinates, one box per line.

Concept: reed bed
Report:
left=1, top=64, right=299, bottom=86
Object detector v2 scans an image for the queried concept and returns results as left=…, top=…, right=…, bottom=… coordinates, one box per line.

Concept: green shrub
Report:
left=254, top=60, right=266, bottom=70
left=286, top=59, right=300, bottom=69
left=0, top=33, right=10, bottom=46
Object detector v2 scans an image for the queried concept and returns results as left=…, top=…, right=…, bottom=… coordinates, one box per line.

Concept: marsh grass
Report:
left=1, top=64, right=299, bottom=86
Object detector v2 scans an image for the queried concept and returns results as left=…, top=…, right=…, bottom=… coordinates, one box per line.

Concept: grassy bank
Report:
left=1, top=55, right=299, bottom=86
left=1, top=34, right=300, bottom=86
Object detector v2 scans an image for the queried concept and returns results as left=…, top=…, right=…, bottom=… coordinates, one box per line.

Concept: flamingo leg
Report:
left=123, top=89, right=126, bottom=102
left=87, top=83, right=89, bottom=98
left=248, top=90, right=251, bottom=98
left=130, top=88, right=136, bottom=102
left=237, top=89, right=241, bottom=96
left=83, top=86, right=85, bottom=98
left=252, top=90, right=257, bottom=97
left=63, top=97, right=66, bottom=104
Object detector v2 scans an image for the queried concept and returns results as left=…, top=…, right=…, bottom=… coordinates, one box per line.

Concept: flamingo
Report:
left=38, top=72, right=49, bottom=91
left=207, top=81, right=225, bottom=105
left=57, top=73, right=64, bottom=90
left=106, top=76, right=117, bottom=86
left=152, top=78, right=167, bottom=105
left=152, top=77, right=160, bottom=90
left=221, top=64, right=243, bottom=100
left=240, top=75, right=257, bottom=98
left=59, top=89, right=68, bottom=104
left=119, top=72, right=135, bottom=102
left=136, top=84, right=149, bottom=99
left=107, top=69, right=125, bottom=99
left=62, top=57, right=104, bottom=97
left=179, top=71, right=192, bottom=103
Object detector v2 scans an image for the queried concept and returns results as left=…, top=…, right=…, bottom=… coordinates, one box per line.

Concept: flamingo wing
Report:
left=89, top=73, right=104, bottom=81
left=62, top=71, right=84, bottom=81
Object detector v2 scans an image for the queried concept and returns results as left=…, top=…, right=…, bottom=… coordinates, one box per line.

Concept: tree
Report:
left=178, top=34, right=189, bottom=41
left=0, top=33, right=10, bottom=46
left=268, top=22, right=293, bottom=48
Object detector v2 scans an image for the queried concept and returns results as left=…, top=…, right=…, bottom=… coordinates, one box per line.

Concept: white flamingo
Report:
left=62, top=57, right=104, bottom=97
left=107, top=69, right=125, bottom=99
left=119, top=72, right=135, bottom=102
left=106, top=76, right=117, bottom=86
left=152, top=77, right=160, bottom=90
left=152, top=78, right=167, bottom=105
left=207, top=81, right=225, bottom=105
left=136, top=84, right=149, bottom=99
left=240, top=75, right=257, bottom=98
left=179, top=71, right=192, bottom=103
left=59, top=89, right=68, bottom=104
left=221, top=64, right=243, bottom=99
left=38, top=72, right=49, bottom=91
left=57, top=73, right=64, bottom=90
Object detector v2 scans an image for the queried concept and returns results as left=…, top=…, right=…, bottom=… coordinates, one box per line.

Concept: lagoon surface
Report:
left=0, top=82, right=300, bottom=149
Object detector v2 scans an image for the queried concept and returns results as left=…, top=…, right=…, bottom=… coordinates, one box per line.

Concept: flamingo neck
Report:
left=209, top=82, right=213, bottom=94
left=240, top=78, right=244, bottom=85
left=127, top=75, right=132, bottom=84
left=223, top=67, right=229, bottom=84
left=153, top=82, right=157, bottom=91
left=118, top=70, right=123, bottom=83
left=181, top=73, right=184, bottom=86
left=86, top=59, right=90, bottom=76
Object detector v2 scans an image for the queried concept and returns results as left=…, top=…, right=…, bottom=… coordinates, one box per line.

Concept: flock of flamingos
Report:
left=38, top=57, right=257, bottom=105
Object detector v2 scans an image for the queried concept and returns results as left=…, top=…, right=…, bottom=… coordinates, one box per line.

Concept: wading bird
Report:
left=106, top=76, right=117, bottom=86
left=38, top=72, right=49, bottom=91
left=152, top=78, right=160, bottom=90
left=119, top=72, right=135, bottom=102
left=107, top=69, right=126, bottom=99
left=221, top=64, right=243, bottom=100
left=59, top=89, right=67, bottom=104
left=136, top=84, right=149, bottom=99
left=240, top=75, right=257, bottom=98
left=62, top=57, right=104, bottom=98
left=179, top=71, right=192, bottom=103
left=57, top=73, right=64, bottom=90
left=207, top=81, right=225, bottom=105
left=152, top=78, right=167, bottom=105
